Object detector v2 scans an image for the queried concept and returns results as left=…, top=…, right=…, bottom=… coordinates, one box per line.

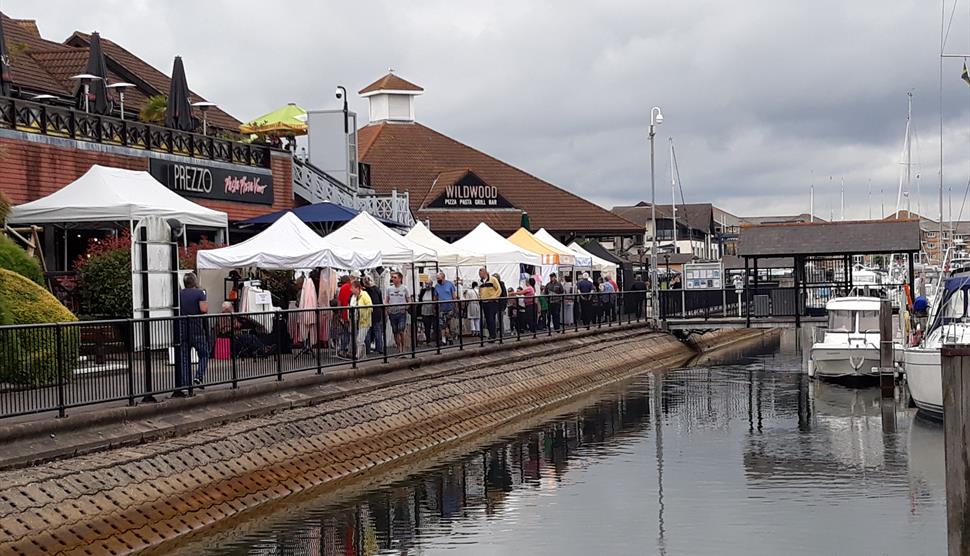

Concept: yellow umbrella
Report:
left=239, top=102, right=308, bottom=136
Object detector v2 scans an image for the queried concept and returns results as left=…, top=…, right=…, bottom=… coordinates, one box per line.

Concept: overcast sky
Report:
left=7, top=0, right=970, bottom=220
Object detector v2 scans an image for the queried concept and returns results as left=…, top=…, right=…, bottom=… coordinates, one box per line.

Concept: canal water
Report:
left=178, top=331, right=946, bottom=555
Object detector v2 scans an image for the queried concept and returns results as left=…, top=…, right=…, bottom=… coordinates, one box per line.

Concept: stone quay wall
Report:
left=0, top=326, right=766, bottom=555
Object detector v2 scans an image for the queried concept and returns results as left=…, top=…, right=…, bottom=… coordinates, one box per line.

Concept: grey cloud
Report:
left=8, top=0, right=970, bottom=220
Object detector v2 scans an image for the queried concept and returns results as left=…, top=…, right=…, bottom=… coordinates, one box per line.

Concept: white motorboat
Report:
left=902, top=271, right=970, bottom=419
left=903, top=271, right=970, bottom=418
left=808, top=296, right=884, bottom=379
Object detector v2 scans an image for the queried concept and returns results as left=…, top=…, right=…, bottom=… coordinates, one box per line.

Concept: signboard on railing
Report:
left=149, top=159, right=274, bottom=205
left=684, top=262, right=723, bottom=289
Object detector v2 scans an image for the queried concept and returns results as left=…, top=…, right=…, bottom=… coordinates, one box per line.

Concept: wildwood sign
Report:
left=426, top=170, right=514, bottom=209
left=149, top=159, right=274, bottom=205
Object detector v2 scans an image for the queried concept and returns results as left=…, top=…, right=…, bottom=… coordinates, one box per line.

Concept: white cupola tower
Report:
left=358, top=71, right=424, bottom=124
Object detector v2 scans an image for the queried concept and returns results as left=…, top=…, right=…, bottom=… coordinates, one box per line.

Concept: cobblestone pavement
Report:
left=0, top=328, right=747, bottom=555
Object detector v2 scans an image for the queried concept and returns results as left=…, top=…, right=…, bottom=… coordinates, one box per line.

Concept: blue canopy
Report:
left=239, top=201, right=396, bottom=227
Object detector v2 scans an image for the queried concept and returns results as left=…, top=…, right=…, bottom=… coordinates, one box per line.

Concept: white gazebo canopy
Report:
left=405, top=221, right=485, bottom=267
left=535, top=228, right=593, bottom=267
left=7, top=165, right=228, bottom=228
left=197, top=212, right=381, bottom=270
left=324, top=211, right=436, bottom=265
left=568, top=241, right=618, bottom=274
left=453, top=222, right=541, bottom=287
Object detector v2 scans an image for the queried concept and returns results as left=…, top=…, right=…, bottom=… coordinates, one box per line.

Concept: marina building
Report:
left=356, top=73, right=642, bottom=243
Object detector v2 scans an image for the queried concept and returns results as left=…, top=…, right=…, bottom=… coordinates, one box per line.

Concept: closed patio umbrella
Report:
left=164, top=56, right=195, bottom=131
left=0, top=19, right=11, bottom=97
left=77, top=32, right=110, bottom=114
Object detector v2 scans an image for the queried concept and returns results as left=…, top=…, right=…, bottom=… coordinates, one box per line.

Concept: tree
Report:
left=139, top=95, right=168, bottom=124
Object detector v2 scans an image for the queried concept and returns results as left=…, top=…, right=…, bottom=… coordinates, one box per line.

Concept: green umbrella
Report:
left=520, top=211, right=530, bottom=230
left=240, top=102, right=308, bottom=136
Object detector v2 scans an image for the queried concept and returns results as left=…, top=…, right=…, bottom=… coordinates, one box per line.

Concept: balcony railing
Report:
left=292, top=157, right=413, bottom=226
left=0, top=95, right=271, bottom=168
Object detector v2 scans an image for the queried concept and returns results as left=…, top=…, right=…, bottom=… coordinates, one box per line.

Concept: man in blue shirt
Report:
left=577, top=273, right=594, bottom=325
left=176, top=272, right=209, bottom=397
left=433, top=271, right=457, bottom=344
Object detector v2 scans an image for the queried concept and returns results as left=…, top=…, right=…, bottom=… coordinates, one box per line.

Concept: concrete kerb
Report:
left=0, top=322, right=657, bottom=454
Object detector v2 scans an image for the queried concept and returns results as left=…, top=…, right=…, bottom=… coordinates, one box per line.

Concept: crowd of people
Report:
left=174, top=267, right=648, bottom=395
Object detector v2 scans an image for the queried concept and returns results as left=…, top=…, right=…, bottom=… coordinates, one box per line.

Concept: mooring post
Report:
left=879, top=298, right=894, bottom=398
left=942, top=344, right=970, bottom=556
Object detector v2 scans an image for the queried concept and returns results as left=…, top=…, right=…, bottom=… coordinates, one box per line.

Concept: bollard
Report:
left=879, top=299, right=894, bottom=398
left=942, top=344, right=970, bottom=556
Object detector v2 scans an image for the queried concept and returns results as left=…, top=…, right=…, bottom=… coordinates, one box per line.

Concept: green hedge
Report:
left=76, top=245, right=132, bottom=318
left=0, top=269, right=79, bottom=386
left=0, top=235, right=43, bottom=285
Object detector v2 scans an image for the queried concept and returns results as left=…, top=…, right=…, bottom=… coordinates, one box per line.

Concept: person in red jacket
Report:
left=337, top=275, right=353, bottom=358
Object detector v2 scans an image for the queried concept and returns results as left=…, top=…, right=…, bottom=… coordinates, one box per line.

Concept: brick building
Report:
left=0, top=13, right=295, bottom=269
left=356, top=73, right=641, bottom=244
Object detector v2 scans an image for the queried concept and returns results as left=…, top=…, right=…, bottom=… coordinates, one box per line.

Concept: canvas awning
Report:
left=507, top=227, right=576, bottom=265
left=197, top=212, right=381, bottom=270
left=324, top=211, right=436, bottom=265
left=405, top=221, right=485, bottom=267
left=568, top=242, right=618, bottom=274
left=453, top=223, right=541, bottom=287
left=7, top=165, right=228, bottom=228
left=534, top=228, right=592, bottom=267
left=239, top=102, right=308, bottom=136
left=239, top=201, right=391, bottom=227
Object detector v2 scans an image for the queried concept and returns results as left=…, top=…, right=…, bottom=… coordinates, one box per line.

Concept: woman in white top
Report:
left=464, top=282, right=481, bottom=334
left=563, top=275, right=576, bottom=326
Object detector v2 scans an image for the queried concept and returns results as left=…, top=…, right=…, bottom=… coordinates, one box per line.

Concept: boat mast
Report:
left=932, top=0, right=940, bottom=264
left=868, top=179, right=872, bottom=219
left=840, top=177, right=845, bottom=220
left=669, top=137, right=677, bottom=253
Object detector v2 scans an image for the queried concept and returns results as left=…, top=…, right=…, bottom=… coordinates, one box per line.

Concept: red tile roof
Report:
left=359, top=73, right=424, bottom=95
left=357, top=121, right=641, bottom=236
left=66, top=32, right=240, bottom=129
left=0, top=13, right=241, bottom=130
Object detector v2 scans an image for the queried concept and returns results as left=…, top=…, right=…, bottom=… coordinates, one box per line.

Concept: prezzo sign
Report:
left=426, top=170, right=514, bottom=209
left=149, top=160, right=274, bottom=205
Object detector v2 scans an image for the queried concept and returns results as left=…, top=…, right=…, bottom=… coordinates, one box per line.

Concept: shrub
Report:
left=179, top=236, right=225, bottom=271
left=0, top=190, right=10, bottom=222
left=0, top=268, right=79, bottom=385
left=0, top=234, right=43, bottom=284
left=75, top=233, right=132, bottom=318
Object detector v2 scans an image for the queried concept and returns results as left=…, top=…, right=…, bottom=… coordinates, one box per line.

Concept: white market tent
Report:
left=406, top=222, right=485, bottom=267
left=453, top=222, right=541, bottom=287
left=324, top=211, right=437, bottom=265
left=568, top=241, right=618, bottom=275
left=535, top=229, right=593, bottom=268
left=7, top=165, right=228, bottom=228
left=197, top=212, right=382, bottom=270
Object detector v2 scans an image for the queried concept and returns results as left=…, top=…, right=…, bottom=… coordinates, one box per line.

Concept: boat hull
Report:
left=903, top=347, right=943, bottom=418
left=810, top=346, right=881, bottom=378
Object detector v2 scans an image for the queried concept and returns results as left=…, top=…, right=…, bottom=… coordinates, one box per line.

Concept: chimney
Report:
left=358, top=71, right=424, bottom=124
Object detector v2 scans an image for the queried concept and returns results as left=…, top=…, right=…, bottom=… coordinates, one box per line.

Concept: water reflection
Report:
left=190, top=330, right=945, bottom=556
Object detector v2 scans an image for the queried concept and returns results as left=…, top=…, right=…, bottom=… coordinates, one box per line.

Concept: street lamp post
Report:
left=649, top=106, right=664, bottom=323
left=335, top=85, right=348, bottom=134
left=106, top=82, right=135, bottom=120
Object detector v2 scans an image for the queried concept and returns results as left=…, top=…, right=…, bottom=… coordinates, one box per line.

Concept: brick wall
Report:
left=0, top=136, right=294, bottom=221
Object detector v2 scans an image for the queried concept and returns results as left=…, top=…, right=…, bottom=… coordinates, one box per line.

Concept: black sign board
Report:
left=149, top=159, right=274, bottom=205
left=426, top=170, right=514, bottom=210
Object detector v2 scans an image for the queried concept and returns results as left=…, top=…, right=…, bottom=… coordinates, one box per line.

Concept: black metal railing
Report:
left=0, top=95, right=272, bottom=168
left=659, top=284, right=908, bottom=320
left=0, top=292, right=648, bottom=421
